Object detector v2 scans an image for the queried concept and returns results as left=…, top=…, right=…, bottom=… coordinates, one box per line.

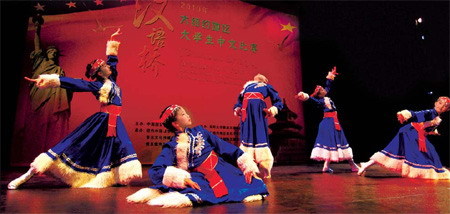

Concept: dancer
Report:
left=296, top=66, right=359, bottom=173
left=8, top=28, right=142, bottom=189
left=233, top=74, right=283, bottom=178
left=126, top=105, right=268, bottom=208
left=357, top=96, right=450, bottom=179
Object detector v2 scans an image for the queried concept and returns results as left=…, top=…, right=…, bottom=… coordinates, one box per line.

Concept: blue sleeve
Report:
left=267, top=84, right=283, bottom=110
left=233, top=92, right=243, bottom=109
left=324, top=79, right=333, bottom=94
left=59, top=77, right=103, bottom=92
left=307, top=97, right=325, bottom=109
left=107, top=55, right=118, bottom=82
left=203, top=128, right=243, bottom=165
left=148, top=143, right=176, bottom=185
left=410, top=109, right=438, bottom=122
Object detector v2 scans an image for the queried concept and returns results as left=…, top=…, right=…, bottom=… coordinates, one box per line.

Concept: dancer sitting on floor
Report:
left=295, top=66, right=359, bottom=173
left=126, top=105, right=268, bottom=208
left=358, top=96, right=450, bottom=179
left=8, top=28, right=142, bottom=189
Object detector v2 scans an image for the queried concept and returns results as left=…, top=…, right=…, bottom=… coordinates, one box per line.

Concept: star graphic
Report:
left=93, top=0, right=104, bottom=6
left=66, top=1, right=77, bottom=8
left=280, top=22, right=297, bottom=33
left=34, top=3, right=45, bottom=11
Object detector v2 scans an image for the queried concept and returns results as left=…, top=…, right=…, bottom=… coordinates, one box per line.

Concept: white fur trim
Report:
left=36, top=74, right=60, bottom=88
left=239, top=145, right=273, bottom=178
left=30, top=153, right=54, bottom=174
left=162, top=166, right=191, bottom=189
left=296, top=92, right=309, bottom=101
left=310, top=147, right=354, bottom=162
left=234, top=107, right=241, bottom=117
left=242, top=194, right=263, bottom=203
left=148, top=192, right=193, bottom=208
left=176, top=138, right=189, bottom=170
left=324, top=97, right=332, bottom=109
left=30, top=153, right=142, bottom=188
left=106, top=40, right=120, bottom=56
left=240, top=80, right=258, bottom=94
left=370, top=152, right=450, bottom=179
left=127, top=188, right=162, bottom=203
left=267, top=106, right=279, bottom=117
left=397, top=110, right=412, bottom=121
left=99, top=80, right=112, bottom=104
left=237, top=153, right=259, bottom=175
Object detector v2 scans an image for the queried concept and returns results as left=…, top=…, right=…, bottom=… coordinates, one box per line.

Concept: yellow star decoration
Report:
left=280, top=22, right=297, bottom=33
left=66, top=1, right=77, bottom=8
left=34, top=3, right=45, bottom=11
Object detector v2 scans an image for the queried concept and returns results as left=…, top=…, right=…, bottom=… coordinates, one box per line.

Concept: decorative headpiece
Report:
left=438, top=96, right=450, bottom=108
left=155, top=104, right=180, bottom=123
left=85, top=59, right=105, bottom=79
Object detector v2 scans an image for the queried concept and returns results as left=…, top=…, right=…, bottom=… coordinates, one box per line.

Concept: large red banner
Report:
left=12, top=0, right=302, bottom=165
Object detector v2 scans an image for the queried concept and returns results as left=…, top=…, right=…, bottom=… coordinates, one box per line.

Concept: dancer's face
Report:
left=173, top=107, right=192, bottom=129
left=435, top=98, right=449, bottom=113
left=97, top=61, right=112, bottom=78
left=316, top=87, right=327, bottom=98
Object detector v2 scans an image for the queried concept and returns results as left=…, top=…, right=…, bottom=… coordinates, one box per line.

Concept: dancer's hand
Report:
left=244, top=171, right=260, bottom=184
left=326, top=66, right=339, bottom=80
left=234, top=107, right=242, bottom=117
left=24, top=76, right=44, bottom=86
left=110, top=28, right=122, bottom=41
left=184, top=178, right=201, bottom=190
left=295, top=91, right=309, bottom=101
left=396, top=113, right=407, bottom=124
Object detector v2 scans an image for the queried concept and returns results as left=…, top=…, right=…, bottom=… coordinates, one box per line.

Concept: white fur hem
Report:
left=176, top=135, right=190, bottom=170
left=106, top=40, right=120, bottom=56
left=237, top=152, right=259, bottom=174
left=310, top=147, right=354, bottom=162
left=36, top=74, right=60, bottom=88
left=370, top=152, right=450, bottom=179
left=148, top=192, right=193, bottom=208
left=162, top=166, right=191, bottom=189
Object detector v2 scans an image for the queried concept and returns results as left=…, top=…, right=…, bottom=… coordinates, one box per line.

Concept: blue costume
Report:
left=148, top=126, right=268, bottom=206
left=234, top=81, right=283, bottom=149
left=370, top=109, right=450, bottom=179
left=29, top=54, right=142, bottom=188
left=309, top=79, right=355, bottom=162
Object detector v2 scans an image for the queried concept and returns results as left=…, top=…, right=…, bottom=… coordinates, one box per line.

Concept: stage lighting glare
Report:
left=421, top=35, right=425, bottom=40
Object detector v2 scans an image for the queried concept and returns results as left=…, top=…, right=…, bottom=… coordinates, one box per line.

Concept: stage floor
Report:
left=1, top=164, right=449, bottom=213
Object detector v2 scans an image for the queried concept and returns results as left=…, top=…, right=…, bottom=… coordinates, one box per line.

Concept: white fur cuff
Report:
left=326, top=72, right=336, bottom=80
left=106, top=40, right=120, bottom=56
left=296, top=92, right=309, bottom=101
left=36, top=74, right=60, bottom=88
left=424, top=116, right=442, bottom=128
left=162, top=166, right=191, bottom=189
left=397, top=110, right=412, bottom=121
left=268, top=106, right=279, bottom=117
left=237, top=153, right=259, bottom=175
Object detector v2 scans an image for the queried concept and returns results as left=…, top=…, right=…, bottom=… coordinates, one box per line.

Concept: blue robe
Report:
left=37, top=55, right=141, bottom=186
left=233, top=82, right=283, bottom=148
left=309, top=79, right=354, bottom=162
left=149, top=126, right=268, bottom=206
left=371, top=109, right=450, bottom=179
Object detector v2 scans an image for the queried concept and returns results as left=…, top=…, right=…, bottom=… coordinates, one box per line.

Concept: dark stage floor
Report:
left=1, top=164, right=449, bottom=213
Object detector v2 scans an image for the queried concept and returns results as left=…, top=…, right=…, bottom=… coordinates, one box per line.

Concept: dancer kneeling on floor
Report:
left=127, top=105, right=268, bottom=208
left=8, top=28, right=142, bottom=189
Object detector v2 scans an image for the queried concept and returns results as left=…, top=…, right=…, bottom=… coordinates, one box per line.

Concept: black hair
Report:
left=85, top=60, right=101, bottom=81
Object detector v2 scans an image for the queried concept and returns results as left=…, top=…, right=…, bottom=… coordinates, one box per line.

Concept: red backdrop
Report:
left=12, top=0, right=302, bottom=165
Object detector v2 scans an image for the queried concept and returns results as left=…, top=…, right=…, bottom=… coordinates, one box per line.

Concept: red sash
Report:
left=192, top=151, right=228, bottom=198
left=323, top=111, right=341, bottom=131
left=241, top=92, right=264, bottom=122
left=411, top=122, right=427, bottom=152
left=100, top=104, right=122, bottom=137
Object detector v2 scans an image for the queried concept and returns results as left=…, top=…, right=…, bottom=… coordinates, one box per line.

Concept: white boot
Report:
left=8, top=168, right=35, bottom=190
